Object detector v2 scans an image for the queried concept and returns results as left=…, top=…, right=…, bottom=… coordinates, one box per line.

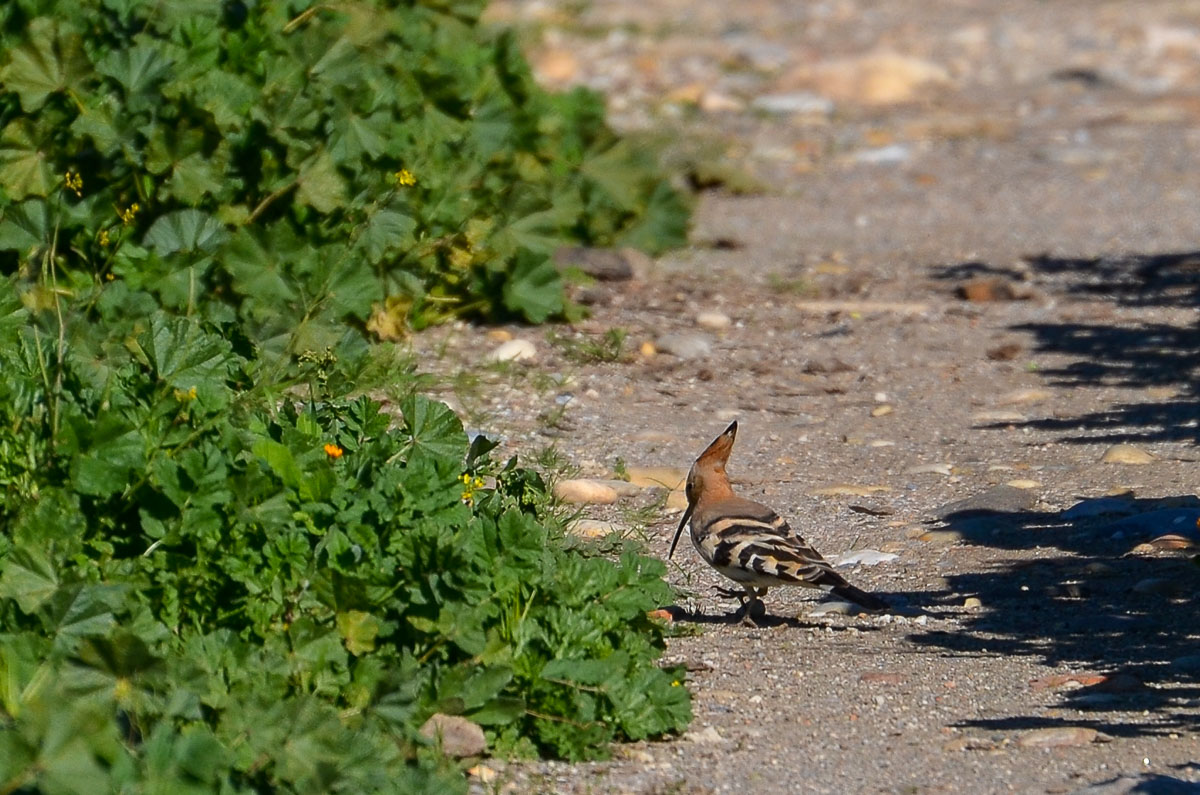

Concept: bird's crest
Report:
left=694, top=420, right=737, bottom=471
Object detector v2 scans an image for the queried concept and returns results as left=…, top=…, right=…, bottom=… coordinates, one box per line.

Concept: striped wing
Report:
left=692, top=497, right=889, bottom=611
left=709, top=528, right=849, bottom=590
left=693, top=498, right=846, bottom=588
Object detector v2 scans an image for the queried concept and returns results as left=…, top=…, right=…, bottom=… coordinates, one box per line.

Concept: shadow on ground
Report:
left=904, top=495, right=1200, bottom=737
left=934, top=251, right=1200, bottom=445
left=921, top=250, right=1200, bottom=738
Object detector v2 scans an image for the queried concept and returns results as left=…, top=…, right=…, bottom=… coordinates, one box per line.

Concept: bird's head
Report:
left=669, top=420, right=737, bottom=559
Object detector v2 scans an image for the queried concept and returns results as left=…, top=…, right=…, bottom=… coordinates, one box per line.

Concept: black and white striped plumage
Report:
left=670, top=421, right=888, bottom=624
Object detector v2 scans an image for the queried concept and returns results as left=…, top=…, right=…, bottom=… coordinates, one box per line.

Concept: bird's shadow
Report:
left=663, top=600, right=886, bottom=632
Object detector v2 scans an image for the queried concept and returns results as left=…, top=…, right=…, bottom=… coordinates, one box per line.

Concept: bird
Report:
left=669, top=420, right=889, bottom=626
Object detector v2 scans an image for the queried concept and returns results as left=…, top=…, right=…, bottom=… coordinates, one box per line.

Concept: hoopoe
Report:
left=670, top=421, right=889, bottom=625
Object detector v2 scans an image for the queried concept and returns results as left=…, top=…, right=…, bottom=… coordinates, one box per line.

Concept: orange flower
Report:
left=324, top=443, right=344, bottom=459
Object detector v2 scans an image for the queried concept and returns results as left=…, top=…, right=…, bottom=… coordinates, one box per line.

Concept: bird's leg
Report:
left=736, top=586, right=768, bottom=627
left=746, top=587, right=768, bottom=624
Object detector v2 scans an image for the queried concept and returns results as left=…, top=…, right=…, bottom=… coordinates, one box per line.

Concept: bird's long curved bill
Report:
left=668, top=503, right=694, bottom=559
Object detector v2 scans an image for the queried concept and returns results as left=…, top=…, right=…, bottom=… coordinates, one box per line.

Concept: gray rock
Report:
left=1015, top=726, right=1101, bottom=748
left=1101, top=508, right=1200, bottom=541
left=655, top=332, right=713, bottom=360
left=809, top=601, right=862, bottom=616
left=1062, top=497, right=1139, bottom=520
left=935, top=485, right=1038, bottom=520
left=852, top=144, right=911, bottom=165
left=751, top=92, right=833, bottom=115
left=835, top=549, right=899, bottom=567
left=554, top=246, right=634, bottom=281
left=419, top=714, right=487, bottom=757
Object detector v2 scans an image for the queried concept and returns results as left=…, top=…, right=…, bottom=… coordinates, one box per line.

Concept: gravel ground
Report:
left=420, top=1, right=1200, bottom=791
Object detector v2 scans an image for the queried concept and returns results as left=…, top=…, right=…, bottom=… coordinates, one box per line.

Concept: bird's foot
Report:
left=714, top=585, right=748, bottom=603
left=733, top=598, right=767, bottom=627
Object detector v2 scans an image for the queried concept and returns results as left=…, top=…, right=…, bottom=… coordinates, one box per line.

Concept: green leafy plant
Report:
left=0, top=0, right=690, bottom=338
left=0, top=4, right=696, bottom=788
left=0, top=287, right=691, bottom=789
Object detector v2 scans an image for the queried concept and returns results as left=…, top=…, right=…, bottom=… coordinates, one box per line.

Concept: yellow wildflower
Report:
left=394, top=168, right=416, bottom=186
left=460, top=473, right=485, bottom=504
left=173, top=386, right=198, bottom=402
left=64, top=171, right=83, bottom=197
left=120, top=202, right=141, bottom=226
left=98, top=229, right=110, bottom=247
left=324, top=443, right=344, bottom=459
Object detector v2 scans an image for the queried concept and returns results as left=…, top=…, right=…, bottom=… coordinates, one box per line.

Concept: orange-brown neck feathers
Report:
left=691, top=421, right=738, bottom=501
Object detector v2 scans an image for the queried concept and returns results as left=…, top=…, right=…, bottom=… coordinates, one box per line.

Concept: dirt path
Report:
left=428, top=1, right=1200, bottom=791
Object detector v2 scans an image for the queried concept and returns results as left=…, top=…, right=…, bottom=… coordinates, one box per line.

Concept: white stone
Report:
left=488, top=338, right=536, bottom=362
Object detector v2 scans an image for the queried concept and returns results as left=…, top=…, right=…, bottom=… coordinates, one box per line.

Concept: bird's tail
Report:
left=830, top=583, right=889, bottom=613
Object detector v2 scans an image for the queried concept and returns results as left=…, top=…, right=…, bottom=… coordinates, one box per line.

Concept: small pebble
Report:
left=972, top=410, right=1027, bottom=424
left=489, top=338, right=536, bottom=362
left=996, top=388, right=1052, bottom=405
left=685, top=726, right=724, bottom=744
left=696, top=311, right=732, bottom=330
left=625, top=466, right=687, bottom=490
left=751, top=92, right=834, bottom=115
left=553, top=479, right=619, bottom=505
left=655, top=332, right=713, bottom=360
left=419, top=714, right=487, bottom=757
left=1101, top=443, right=1157, bottom=465
left=918, top=530, right=964, bottom=545
left=1132, top=577, right=1185, bottom=596
left=907, top=463, right=952, bottom=476
left=568, top=519, right=622, bottom=538
left=835, top=549, right=899, bottom=567
left=1016, top=726, right=1100, bottom=748
left=811, top=484, right=893, bottom=497
left=871, top=404, right=894, bottom=417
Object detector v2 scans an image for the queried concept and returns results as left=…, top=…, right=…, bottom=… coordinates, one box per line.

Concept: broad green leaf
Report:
left=251, top=439, right=305, bottom=493
left=0, top=18, right=90, bottom=112
left=74, top=631, right=159, bottom=678
left=96, top=44, right=170, bottom=97
left=330, top=113, right=389, bottom=163
left=0, top=198, right=50, bottom=253
left=42, top=583, right=127, bottom=643
left=501, top=249, right=563, bottom=323
left=336, top=610, right=380, bottom=656
left=580, top=141, right=642, bottom=210
left=223, top=225, right=302, bottom=311
left=144, top=209, right=229, bottom=255
left=615, top=180, right=692, bottom=254
left=165, top=151, right=228, bottom=203
left=0, top=547, right=59, bottom=613
left=399, top=395, right=467, bottom=461
left=356, top=209, right=416, bottom=263
left=70, top=417, right=144, bottom=497
left=295, top=151, right=346, bottom=214
left=0, top=121, right=53, bottom=200
left=467, top=696, right=524, bottom=726
left=134, top=314, right=237, bottom=401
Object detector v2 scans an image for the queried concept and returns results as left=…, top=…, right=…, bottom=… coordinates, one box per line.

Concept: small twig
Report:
left=246, top=180, right=299, bottom=224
